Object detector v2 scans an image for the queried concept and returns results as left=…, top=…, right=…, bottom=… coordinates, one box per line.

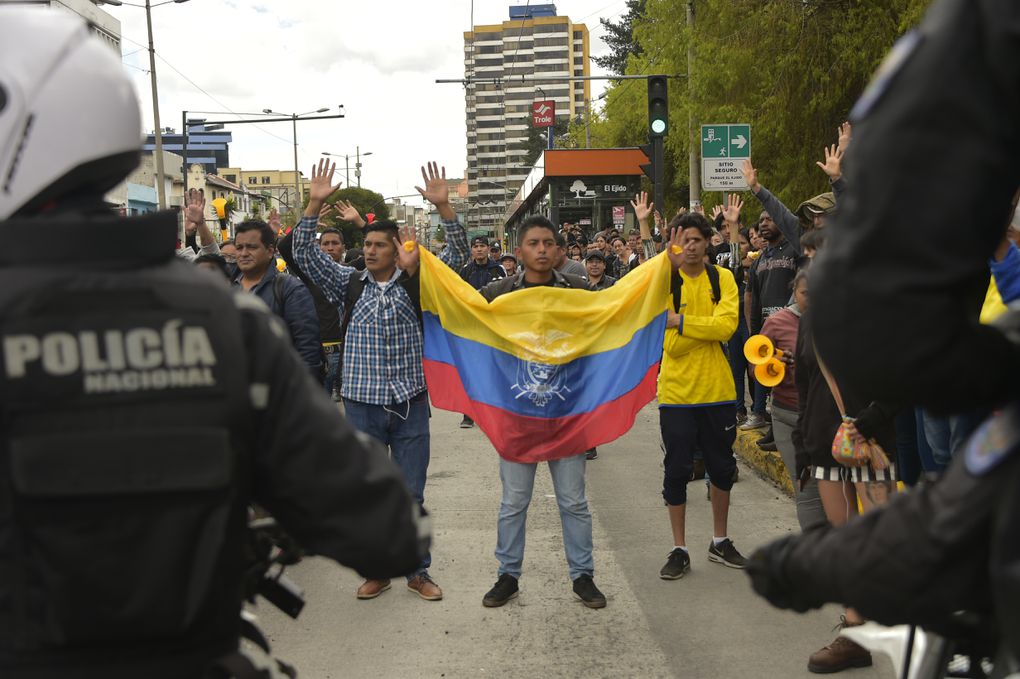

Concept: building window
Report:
left=248, top=177, right=257, bottom=184
left=573, top=31, right=583, bottom=40
left=224, top=174, right=236, bottom=183
left=261, top=176, right=270, bottom=184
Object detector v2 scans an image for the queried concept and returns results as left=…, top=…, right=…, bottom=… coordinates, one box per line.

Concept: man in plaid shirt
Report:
left=293, top=159, right=468, bottom=603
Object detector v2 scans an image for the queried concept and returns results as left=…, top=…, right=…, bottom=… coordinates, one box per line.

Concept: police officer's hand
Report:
left=747, top=537, right=818, bottom=612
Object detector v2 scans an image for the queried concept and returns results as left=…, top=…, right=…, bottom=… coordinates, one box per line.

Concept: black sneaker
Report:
left=585, top=448, right=598, bottom=460
left=482, top=574, right=519, bottom=607
left=708, top=539, right=747, bottom=569
left=572, top=574, right=606, bottom=609
left=756, top=427, right=774, bottom=446
left=659, top=548, right=691, bottom=580
left=460, top=415, right=474, bottom=429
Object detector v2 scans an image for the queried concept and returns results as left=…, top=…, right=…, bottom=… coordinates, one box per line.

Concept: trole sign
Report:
left=531, top=100, right=555, bottom=128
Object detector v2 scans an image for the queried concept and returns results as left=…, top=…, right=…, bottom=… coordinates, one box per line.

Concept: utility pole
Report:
left=356, top=146, right=363, bottom=188
left=292, top=114, right=301, bottom=214
left=687, top=1, right=700, bottom=210
left=145, top=0, right=167, bottom=210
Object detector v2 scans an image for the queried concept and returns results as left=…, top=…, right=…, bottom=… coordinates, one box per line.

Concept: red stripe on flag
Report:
left=424, top=359, right=659, bottom=463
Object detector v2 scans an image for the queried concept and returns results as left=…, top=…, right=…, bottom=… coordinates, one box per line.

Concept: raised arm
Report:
left=630, top=191, right=657, bottom=261
left=292, top=158, right=356, bottom=306
left=742, top=158, right=802, bottom=254
left=415, top=162, right=468, bottom=270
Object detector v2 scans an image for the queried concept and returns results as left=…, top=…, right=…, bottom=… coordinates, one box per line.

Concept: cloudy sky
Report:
left=104, top=0, right=624, bottom=207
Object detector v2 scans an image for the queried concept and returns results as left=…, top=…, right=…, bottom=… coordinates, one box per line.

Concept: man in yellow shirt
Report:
left=656, top=212, right=744, bottom=579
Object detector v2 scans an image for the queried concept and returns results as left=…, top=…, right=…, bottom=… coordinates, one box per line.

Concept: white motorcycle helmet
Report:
left=0, top=6, right=142, bottom=220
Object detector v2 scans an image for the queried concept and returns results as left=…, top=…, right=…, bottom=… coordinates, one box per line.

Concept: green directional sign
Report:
left=701, top=123, right=752, bottom=191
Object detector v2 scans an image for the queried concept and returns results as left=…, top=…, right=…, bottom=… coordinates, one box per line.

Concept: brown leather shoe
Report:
left=808, top=628, right=873, bottom=674
left=355, top=579, right=391, bottom=600
left=407, top=574, right=443, bottom=601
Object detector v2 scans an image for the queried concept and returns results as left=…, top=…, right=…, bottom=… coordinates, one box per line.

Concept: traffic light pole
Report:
left=651, top=136, right=665, bottom=221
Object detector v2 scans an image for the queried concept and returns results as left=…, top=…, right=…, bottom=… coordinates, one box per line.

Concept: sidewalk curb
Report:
left=734, top=430, right=794, bottom=497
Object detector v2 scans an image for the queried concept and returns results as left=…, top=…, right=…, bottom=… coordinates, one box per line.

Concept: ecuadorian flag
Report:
left=419, top=249, right=672, bottom=463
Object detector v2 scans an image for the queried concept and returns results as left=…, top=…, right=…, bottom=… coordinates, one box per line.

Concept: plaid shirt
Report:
left=292, top=215, right=468, bottom=405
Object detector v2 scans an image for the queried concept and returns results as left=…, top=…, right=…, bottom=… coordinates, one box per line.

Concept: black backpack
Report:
left=670, top=264, right=728, bottom=356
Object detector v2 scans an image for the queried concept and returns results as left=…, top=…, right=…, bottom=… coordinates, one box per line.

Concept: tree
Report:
left=578, top=0, right=934, bottom=219
left=318, top=186, right=390, bottom=248
left=593, top=0, right=647, bottom=76
left=515, top=118, right=571, bottom=167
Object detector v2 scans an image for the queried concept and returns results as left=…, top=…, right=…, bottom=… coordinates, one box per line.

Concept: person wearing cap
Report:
left=489, top=241, right=503, bottom=262
left=461, top=236, right=507, bottom=290
left=737, top=158, right=810, bottom=437
left=500, top=253, right=518, bottom=276
left=584, top=250, right=616, bottom=291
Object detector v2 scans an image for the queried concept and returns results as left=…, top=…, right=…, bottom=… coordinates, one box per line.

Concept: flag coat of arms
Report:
left=419, top=249, right=672, bottom=463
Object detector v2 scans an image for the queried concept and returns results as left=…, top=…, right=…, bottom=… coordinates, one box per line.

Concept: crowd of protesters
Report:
left=170, top=122, right=1020, bottom=675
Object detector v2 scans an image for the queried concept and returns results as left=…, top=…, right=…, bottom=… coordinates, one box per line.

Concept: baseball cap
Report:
left=585, top=250, right=606, bottom=262
left=471, top=236, right=489, bottom=246
left=500, top=254, right=517, bottom=263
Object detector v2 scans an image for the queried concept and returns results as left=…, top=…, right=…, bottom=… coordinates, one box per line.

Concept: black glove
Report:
left=746, top=536, right=824, bottom=614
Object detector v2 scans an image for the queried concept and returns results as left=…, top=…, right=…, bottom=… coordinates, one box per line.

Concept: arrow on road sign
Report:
left=732, top=134, right=747, bottom=150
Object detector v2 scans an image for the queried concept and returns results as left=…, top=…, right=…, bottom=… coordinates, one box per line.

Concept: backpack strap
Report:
left=706, top=264, right=721, bottom=304
left=338, top=274, right=366, bottom=343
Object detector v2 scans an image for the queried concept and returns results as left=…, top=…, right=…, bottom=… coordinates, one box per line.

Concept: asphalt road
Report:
left=255, top=404, right=894, bottom=679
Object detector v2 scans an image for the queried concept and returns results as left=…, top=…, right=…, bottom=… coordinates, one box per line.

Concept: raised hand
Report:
left=837, top=121, right=852, bottom=153
left=183, top=188, right=205, bottom=227
left=741, top=159, right=760, bottom=192
left=415, top=162, right=449, bottom=207
left=667, top=226, right=685, bottom=270
left=654, top=210, right=663, bottom=228
left=334, top=199, right=359, bottom=222
left=393, top=224, right=421, bottom=276
left=815, top=144, right=844, bottom=180
left=318, top=203, right=333, bottom=221
left=693, top=204, right=705, bottom=216
left=710, top=204, right=724, bottom=222
left=723, top=193, right=744, bottom=224
left=267, top=208, right=282, bottom=232
left=309, top=158, right=342, bottom=204
left=630, top=191, right=653, bottom=222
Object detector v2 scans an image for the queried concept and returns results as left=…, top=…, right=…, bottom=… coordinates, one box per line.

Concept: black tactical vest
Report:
left=0, top=213, right=255, bottom=678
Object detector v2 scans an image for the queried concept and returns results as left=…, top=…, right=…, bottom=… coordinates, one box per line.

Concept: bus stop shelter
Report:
left=500, top=148, right=648, bottom=247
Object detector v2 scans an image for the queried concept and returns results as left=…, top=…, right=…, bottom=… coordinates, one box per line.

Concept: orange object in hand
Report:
left=670, top=245, right=683, bottom=255
left=403, top=240, right=416, bottom=252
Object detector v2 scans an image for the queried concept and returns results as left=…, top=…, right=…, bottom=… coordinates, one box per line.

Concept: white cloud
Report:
left=109, top=0, right=626, bottom=208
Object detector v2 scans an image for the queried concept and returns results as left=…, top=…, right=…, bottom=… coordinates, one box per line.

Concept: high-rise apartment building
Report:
left=464, top=4, right=590, bottom=234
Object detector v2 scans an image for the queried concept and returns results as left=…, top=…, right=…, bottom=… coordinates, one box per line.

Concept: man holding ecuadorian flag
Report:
left=415, top=210, right=692, bottom=610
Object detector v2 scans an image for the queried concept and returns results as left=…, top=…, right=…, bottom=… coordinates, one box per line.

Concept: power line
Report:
left=120, top=34, right=294, bottom=147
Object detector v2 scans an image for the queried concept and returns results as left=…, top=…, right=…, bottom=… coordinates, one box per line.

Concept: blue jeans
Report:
left=496, top=453, right=594, bottom=581
left=344, top=392, right=432, bottom=576
left=323, top=349, right=340, bottom=398
left=921, top=409, right=984, bottom=469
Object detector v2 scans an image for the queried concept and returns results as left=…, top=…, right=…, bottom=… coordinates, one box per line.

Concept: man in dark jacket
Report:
left=233, top=220, right=322, bottom=374
left=460, top=236, right=506, bottom=290
left=0, top=9, right=428, bottom=677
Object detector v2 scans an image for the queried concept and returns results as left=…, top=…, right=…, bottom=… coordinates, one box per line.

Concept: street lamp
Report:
left=92, top=0, right=191, bottom=210
left=263, top=107, right=337, bottom=215
left=322, top=149, right=373, bottom=188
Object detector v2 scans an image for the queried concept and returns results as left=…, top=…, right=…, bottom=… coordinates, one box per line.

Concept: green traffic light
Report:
left=651, top=119, right=666, bottom=134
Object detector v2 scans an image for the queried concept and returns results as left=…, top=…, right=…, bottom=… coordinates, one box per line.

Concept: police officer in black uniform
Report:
left=746, top=0, right=1020, bottom=673
left=0, top=9, right=427, bottom=678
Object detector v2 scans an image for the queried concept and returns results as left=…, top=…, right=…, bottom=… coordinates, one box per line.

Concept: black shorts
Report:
left=659, top=404, right=737, bottom=505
